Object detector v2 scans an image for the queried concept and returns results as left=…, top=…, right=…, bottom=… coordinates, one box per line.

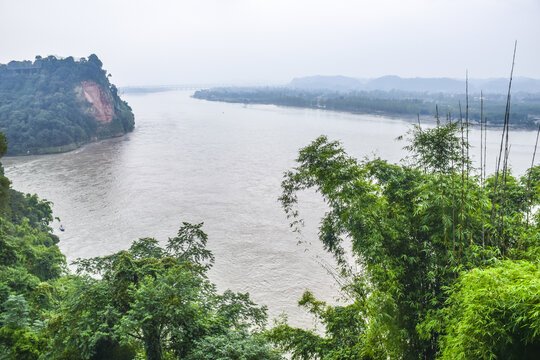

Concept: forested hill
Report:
left=288, top=75, right=540, bottom=94
left=0, top=55, right=134, bottom=155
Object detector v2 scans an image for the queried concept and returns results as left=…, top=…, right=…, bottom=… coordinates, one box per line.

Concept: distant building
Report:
left=6, top=61, right=42, bottom=74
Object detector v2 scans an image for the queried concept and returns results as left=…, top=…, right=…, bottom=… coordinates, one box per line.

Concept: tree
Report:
left=49, top=223, right=281, bottom=360
left=434, top=260, right=540, bottom=360
left=273, top=120, right=538, bottom=359
left=87, top=54, right=103, bottom=69
left=1, top=294, right=30, bottom=329
left=0, top=294, right=48, bottom=360
left=269, top=289, right=370, bottom=360
left=187, top=330, right=282, bottom=360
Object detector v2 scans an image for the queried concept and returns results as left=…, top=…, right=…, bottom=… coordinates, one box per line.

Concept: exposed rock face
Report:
left=0, top=54, right=135, bottom=155
left=81, top=81, right=114, bottom=124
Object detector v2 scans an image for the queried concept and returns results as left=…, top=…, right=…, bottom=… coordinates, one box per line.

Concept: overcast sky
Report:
left=1, top=0, right=539, bottom=86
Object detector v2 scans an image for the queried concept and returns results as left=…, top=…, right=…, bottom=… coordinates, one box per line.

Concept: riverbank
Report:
left=5, top=132, right=130, bottom=157
left=193, top=87, right=540, bottom=129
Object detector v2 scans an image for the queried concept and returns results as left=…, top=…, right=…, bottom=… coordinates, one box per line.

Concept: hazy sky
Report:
left=1, top=0, right=539, bottom=86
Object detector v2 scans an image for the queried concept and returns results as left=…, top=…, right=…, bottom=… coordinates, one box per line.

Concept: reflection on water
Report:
left=4, top=90, right=540, bottom=327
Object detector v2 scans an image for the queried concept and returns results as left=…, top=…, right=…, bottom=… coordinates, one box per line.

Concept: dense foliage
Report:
left=0, top=55, right=134, bottom=155
left=193, top=87, right=540, bottom=127
left=269, top=120, right=540, bottom=359
left=47, top=223, right=281, bottom=360
left=0, top=134, right=65, bottom=358
left=436, top=260, right=540, bottom=359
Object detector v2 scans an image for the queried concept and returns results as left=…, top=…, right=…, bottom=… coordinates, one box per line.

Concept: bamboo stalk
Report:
left=480, top=91, right=484, bottom=184
left=480, top=91, right=485, bottom=248
left=525, top=123, right=540, bottom=227
left=498, top=41, right=517, bottom=254
left=491, top=41, right=517, bottom=244
left=484, top=116, right=487, bottom=187
left=459, top=102, right=465, bottom=248
left=450, top=111, right=456, bottom=254
left=465, top=71, right=470, bottom=180
left=500, top=144, right=511, bottom=255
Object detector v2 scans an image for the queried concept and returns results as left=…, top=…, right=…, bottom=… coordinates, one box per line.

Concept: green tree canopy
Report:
left=271, top=120, right=539, bottom=359
left=434, top=260, right=540, bottom=360
left=48, top=223, right=281, bottom=360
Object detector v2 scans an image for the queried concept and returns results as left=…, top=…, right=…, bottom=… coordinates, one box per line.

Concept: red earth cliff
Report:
left=81, top=81, right=114, bottom=124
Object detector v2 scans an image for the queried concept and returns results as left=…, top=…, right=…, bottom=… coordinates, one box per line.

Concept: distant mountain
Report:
left=474, top=77, right=540, bottom=94
left=289, top=75, right=367, bottom=92
left=288, top=75, right=540, bottom=94
left=365, top=75, right=465, bottom=93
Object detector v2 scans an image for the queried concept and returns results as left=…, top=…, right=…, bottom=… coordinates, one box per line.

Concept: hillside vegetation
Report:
left=0, top=55, right=134, bottom=155
left=288, top=75, right=540, bottom=94
left=269, top=119, right=540, bottom=359
left=193, top=85, right=540, bottom=127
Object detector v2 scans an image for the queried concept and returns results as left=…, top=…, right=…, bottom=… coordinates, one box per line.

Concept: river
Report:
left=4, top=90, right=539, bottom=328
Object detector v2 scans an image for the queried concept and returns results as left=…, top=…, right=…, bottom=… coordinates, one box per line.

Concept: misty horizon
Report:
left=1, top=0, right=539, bottom=86
left=8, top=55, right=540, bottom=88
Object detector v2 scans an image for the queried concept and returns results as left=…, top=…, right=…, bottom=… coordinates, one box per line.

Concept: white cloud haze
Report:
left=1, top=0, right=539, bottom=85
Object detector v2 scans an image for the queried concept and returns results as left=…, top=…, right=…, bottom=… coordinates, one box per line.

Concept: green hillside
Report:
left=0, top=55, right=134, bottom=155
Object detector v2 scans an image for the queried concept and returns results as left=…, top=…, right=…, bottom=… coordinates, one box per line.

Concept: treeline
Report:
left=0, top=55, right=134, bottom=155
left=193, top=87, right=540, bottom=127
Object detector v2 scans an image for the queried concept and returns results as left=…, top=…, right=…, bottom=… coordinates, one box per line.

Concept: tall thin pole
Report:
left=526, top=123, right=540, bottom=227
left=466, top=71, right=470, bottom=180
left=484, top=117, right=487, bottom=187
left=480, top=91, right=484, bottom=184
left=491, top=41, right=517, bottom=242
left=499, top=41, right=518, bottom=254
left=459, top=102, right=465, bottom=252
left=480, top=91, right=485, bottom=248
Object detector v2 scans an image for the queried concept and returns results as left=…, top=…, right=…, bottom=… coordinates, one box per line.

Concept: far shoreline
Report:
left=191, top=94, right=538, bottom=131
